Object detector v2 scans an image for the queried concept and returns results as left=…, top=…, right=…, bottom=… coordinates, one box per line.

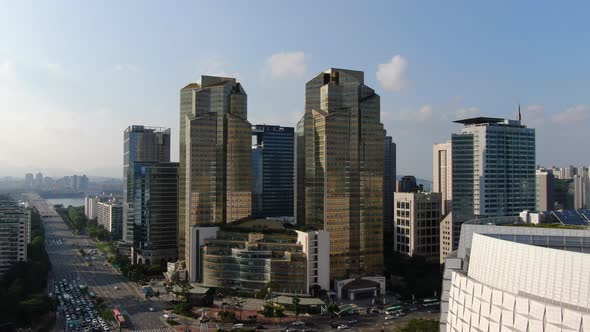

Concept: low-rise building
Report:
left=441, top=216, right=590, bottom=332
left=0, top=195, right=31, bottom=276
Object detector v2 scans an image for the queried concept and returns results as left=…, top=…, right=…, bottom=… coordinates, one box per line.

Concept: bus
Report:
left=422, top=298, right=440, bottom=307
left=113, top=308, right=126, bottom=328
left=385, top=305, right=402, bottom=314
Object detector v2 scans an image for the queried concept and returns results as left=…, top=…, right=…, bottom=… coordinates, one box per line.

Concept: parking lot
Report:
left=54, top=278, right=112, bottom=331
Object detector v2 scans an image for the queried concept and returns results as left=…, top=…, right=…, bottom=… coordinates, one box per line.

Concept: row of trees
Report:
left=55, top=205, right=86, bottom=233
left=0, top=208, right=54, bottom=327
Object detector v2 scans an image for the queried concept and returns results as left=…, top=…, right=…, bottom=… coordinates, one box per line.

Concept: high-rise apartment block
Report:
left=84, top=196, right=100, bottom=220
left=128, top=162, right=179, bottom=264
left=383, top=135, right=397, bottom=254
left=123, top=125, right=171, bottom=243
left=295, top=68, right=384, bottom=281
left=0, top=195, right=30, bottom=276
left=433, top=142, right=452, bottom=215
left=393, top=192, right=441, bottom=262
left=179, top=76, right=252, bottom=277
left=251, top=125, right=294, bottom=218
left=97, top=200, right=123, bottom=240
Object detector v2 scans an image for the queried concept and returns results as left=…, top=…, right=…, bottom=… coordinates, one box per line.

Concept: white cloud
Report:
left=265, top=51, right=308, bottom=79
left=455, top=106, right=480, bottom=119
left=552, top=104, right=590, bottom=124
left=0, top=60, right=16, bottom=80
left=44, top=63, right=66, bottom=78
left=386, top=104, right=433, bottom=122
left=377, top=55, right=408, bottom=92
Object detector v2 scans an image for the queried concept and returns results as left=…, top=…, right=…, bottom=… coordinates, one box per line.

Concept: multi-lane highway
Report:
left=26, top=194, right=169, bottom=331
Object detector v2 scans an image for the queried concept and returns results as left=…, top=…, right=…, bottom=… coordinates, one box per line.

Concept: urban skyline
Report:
left=1, top=1, right=590, bottom=180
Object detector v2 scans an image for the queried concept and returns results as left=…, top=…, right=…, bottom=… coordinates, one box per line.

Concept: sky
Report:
left=1, top=0, right=589, bottom=180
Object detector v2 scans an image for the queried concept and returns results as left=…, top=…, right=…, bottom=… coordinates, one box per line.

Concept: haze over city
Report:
left=1, top=0, right=589, bottom=179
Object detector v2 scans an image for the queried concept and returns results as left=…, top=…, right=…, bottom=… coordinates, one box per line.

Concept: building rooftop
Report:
left=453, top=117, right=505, bottom=125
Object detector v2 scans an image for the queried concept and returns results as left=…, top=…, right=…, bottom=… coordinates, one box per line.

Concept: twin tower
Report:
left=179, top=69, right=385, bottom=284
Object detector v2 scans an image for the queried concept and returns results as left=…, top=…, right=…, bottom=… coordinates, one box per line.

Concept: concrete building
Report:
left=393, top=192, right=441, bottom=262
left=97, top=200, right=123, bottom=240
left=296, top=230, right=330, bottom=294
left=123, top=125, right=171, bottom=244
left=25, top=173, right=34, bottom=189
left=295, top=68, right=384, bottom=281
left=536, top=169, right=554, bottom=211
left=251, top=125, right=294, bottom=218
left=433, top=142, right=452, bottom=215
left=179, top=76, right=252, bottom=278
left=574, top=174, right=587, bottom=210
left=441, top=216, right=590, bottom=332
left=383, top=135, right=397, bottom=255
left=0, top=195, right=31, bottom=276
left=84, top=196, right=100, bottom=220
left=34, top=172, right=43, bottom=189
left=128, top=162, right=179, bottom=265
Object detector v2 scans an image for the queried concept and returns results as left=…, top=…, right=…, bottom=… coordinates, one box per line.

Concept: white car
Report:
left=114, top=286, right=120, bottom=290
left=148, top=307, right=155, bottom=312
left=337, top=324, right=349, bottom=330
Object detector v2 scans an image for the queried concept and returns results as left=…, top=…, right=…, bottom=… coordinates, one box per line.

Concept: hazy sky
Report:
left=1, top=1, right=589, bottom=179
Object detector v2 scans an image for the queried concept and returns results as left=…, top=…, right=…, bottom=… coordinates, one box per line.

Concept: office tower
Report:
left=179, top=76, right=252, bottom=276
left=123, top=125, right=171, bottom=243
left=451, top=117, right=536, bottom=218
left=0, top=195, right=31, bottom=276
left=34, top=172, right=43, bottom=189
left=295, top=68, right=384, bottom=280
left=97, top=200, right=123, bottom=240
left=251, top=125, right=294, bottom=218
left=553, top=178, right=574, bottom=210
left=536, top=169, right=554, bottom=211
left=84, top=196, right=100, bottom=220
left=43, top=176, right=55, bottom=189
left=24, top=173, right=34, bottom=189
left=129, top=162, right=178, bottom=265
left=397, top=175, right=418, bottom=193
left=433, top=142, right=452, bottom=214
left=393, top=192, right=441, bottom=262
left=383, top=135, right=396, bottom=258
left=441, top=216, right=590, bottom=332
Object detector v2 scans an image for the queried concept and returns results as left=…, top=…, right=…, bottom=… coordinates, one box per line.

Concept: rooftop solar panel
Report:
left=552, top=210, right=589, bottom=226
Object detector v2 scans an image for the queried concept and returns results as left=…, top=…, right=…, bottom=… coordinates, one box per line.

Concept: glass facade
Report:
left=383, top=136, right=396, bottom=255
left=251, top=125, right=294, bottom=218
left=296, top=68, right=384, bottom=280
left=179, top=76, right=252, bottom=273
left=201, top=232, right=306, bottom=294
left=123, top=125, right=170, bottom=243
left=129, top=162, right=178, bottom=265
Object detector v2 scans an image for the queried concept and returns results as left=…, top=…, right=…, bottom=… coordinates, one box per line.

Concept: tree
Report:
left=397, top=319, right=439, bottom=332
left=292, top=296, right=302, bottom=317
left=230, top=297, right=246, bottom=320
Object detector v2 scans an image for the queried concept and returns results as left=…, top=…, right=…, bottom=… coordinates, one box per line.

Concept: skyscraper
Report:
left=179, top=76, right=252, bottom=273
left=383, top=135, right=396, bottom=255
left=295, top=68, right=384, bottom=280
left=129, top=162, right=178, bottom=264
left=433, top=141, right=452, bottom=215
left=123, top=125, right=171, bottom=243
left=451, top=117, right=536, bottom=218
left=251, top=125, right=294, bottom=218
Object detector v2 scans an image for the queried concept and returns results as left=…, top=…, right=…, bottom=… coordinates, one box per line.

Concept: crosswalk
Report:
left=128, top=328, right=173, bottom=332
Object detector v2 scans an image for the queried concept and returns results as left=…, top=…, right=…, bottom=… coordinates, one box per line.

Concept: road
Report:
left=26, top=193, right=169, bottom=331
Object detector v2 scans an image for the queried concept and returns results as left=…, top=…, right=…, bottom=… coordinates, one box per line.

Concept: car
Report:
left=384, top=315, right=396, bottom=320
left=232, top=323, right=244, bottom=331
left=148, top=307, right=155, bottom=312
left=337, top=325, right=349, bottom=330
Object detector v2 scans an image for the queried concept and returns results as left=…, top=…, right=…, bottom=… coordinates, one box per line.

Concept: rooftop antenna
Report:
left=518, top=104, right=522, bottom=122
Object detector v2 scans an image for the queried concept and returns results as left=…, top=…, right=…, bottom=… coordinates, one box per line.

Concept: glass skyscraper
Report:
left=178, top=76, right=252, bottom=273
left=123, top=125, right=171, bottom=244
left=296, top=68, right=384, bottom=281
left=251, top=125, right=294, bottom=218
